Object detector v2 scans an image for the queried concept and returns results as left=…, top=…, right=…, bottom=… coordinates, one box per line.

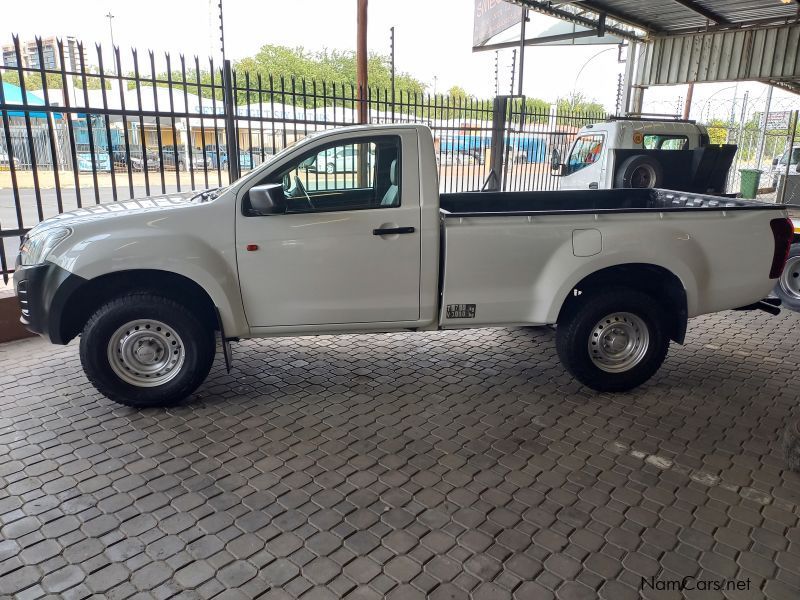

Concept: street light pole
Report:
left=105, top=11, right=115, bottom=48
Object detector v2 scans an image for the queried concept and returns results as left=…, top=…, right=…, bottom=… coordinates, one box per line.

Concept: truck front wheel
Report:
left=556, top=288, right=669, bottom=392
left=79, top=293, right=216, bottom=407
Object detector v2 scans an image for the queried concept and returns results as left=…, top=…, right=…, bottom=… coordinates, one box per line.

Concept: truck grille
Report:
left=16, top=279, right=30, bottom=319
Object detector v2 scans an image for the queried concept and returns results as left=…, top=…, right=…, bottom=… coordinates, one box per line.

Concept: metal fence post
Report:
left=223, top=59, right=240, bottom=182
left=778, top=109, right=798, bottom=205
left=483, top=95, right=508, bottom=192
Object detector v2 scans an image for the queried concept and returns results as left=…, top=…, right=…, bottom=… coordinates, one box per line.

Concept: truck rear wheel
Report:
left=774, top=243, right=800, bottom=312
left=615, top=155, right=663, bottom=188
left=556, top=288, right=669, bottom=392
left=79, top=293, right=216, bottom=407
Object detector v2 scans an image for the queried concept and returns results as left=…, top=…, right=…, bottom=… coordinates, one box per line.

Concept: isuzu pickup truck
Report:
left=13, top=124, right=794, bottom=407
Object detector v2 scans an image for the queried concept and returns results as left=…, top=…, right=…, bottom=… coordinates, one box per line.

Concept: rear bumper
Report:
left=13, top=262, right=86, bottom=344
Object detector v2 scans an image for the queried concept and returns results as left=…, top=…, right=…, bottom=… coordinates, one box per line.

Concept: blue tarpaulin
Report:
left=2, top=82, right=62, bottom=119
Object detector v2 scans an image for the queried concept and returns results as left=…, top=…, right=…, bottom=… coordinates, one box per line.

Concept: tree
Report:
left=233, top=44, right=426, bottom=106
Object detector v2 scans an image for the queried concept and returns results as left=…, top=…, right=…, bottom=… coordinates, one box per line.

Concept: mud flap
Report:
left=214, top=307, right=234, bottom=373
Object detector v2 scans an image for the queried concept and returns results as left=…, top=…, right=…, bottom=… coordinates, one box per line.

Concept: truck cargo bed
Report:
left=439, top=188, right=785, bottom=216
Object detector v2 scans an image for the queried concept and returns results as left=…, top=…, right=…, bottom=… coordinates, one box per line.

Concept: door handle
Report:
left=588, top=182, right=599, bottom=189
left=373, top=226, right=415, bottom=235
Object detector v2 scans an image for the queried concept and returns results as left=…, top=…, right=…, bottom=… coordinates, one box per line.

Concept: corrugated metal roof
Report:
left=550, top=0, right=799, bottom=35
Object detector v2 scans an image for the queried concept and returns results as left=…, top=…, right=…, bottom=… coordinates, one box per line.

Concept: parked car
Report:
left=302, top=146, right=374, bottom=173
left=76, top=151, right=111, bottom=172
left=769, top=146, right=800, bottom=187
left=552, top=119, right=735, bottom=194
left=160, top=146, right=207, bottom=171
left=0, top=150, right=21, bottom=170
left=202, top=145, right=253, bottom=170
left=13, top=124, right=793, bottom=407
left=203, top=144, right=227, bottom=169
left=112, top=149, right=160, bottom=172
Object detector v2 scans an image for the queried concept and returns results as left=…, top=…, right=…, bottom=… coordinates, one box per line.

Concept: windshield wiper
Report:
left=191, top=187, right=222, bottom=202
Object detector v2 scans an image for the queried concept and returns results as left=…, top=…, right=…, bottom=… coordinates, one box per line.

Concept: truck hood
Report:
left=29, top=191, right=201, bottom=235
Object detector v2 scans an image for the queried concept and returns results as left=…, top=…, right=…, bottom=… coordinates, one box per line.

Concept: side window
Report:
left=274, top=136, right=400, bottom=213
left=566, top=134, right=604, bottom=174
left=643, top=134, right=688, bottom=150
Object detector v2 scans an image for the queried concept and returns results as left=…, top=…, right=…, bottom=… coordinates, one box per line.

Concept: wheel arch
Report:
left=557, top=263, right=689, bottom=344
left=54, top=269, right=220, bottom=345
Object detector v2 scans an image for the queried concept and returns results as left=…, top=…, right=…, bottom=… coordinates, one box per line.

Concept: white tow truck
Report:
left=13, top=124, right=794, bottom=407
left=554, top=118, right=735, bottom=194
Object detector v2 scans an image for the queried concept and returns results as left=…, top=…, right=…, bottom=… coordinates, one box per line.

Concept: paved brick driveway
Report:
left=1, top=309, right=799, bottom=600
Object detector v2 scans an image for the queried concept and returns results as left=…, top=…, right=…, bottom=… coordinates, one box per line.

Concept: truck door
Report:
left=236, top=133, right=421, bottom=327
left=560, top=133, right=606, bottom=190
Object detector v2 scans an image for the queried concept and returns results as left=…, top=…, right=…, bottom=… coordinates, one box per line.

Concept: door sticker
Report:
left=446, top=304, right=476, bottom=319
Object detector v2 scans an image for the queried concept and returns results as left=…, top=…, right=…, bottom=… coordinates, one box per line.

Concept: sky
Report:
left=2, top=0, right=799, bottom=120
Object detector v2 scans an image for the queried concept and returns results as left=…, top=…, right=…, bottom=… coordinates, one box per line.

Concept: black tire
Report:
left=783, top=419, right=800, bottom=473
left=556, top=288, right=669, bottom=392
left=774, top=243, right=800, bottom=312
left=615, top=155, right=663, bottom=189
left=79, top=293, right=216, bottom=408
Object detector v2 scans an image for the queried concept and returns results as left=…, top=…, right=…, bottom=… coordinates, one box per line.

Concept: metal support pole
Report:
left=483, top=96, right=508, bottom=192
left=357, top=0, right=368, bottom=124
left=755, top=84, right=773, bottom=170
left=682, top=82, right=694, bottom=120
left=621, top=41, right=637, bottom=115
left=779, top=110, right=798, bottom=205
left=509, top=49, right=516, bottom=95
left=223, top=60, right=240, bottom=181
left=390, top=26, right=395, bottom=120
left=518, top=7, right=527, bottom=96
left=218, top=0, right=226, bottom=64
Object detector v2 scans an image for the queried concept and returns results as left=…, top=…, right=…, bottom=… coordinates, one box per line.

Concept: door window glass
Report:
left=643, top=134, right=688, bottom=150
left=272, top=136, right=400, bottom=213
left=566, top=134, right=604, bottom=174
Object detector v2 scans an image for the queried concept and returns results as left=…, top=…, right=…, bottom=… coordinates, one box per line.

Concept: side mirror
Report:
left=773, top=158, right=779, bottom=166
left=246, top=183, right=286, bottom=215
left=550, top=148, right=564, bottom=175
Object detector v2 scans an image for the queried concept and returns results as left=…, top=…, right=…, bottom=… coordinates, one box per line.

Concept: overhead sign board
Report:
left=473, top=0, right=521, bottom=47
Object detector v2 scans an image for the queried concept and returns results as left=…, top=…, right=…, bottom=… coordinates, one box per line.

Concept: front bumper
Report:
left=13, top=261, right=86, bottom=344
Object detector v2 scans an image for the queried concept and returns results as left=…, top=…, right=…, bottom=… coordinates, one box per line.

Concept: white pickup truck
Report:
left=13, top=124, right=794, bottom=407
left=554, top=119, right=735, bottom=194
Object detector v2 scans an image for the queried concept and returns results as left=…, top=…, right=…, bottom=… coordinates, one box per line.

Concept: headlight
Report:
left=19, top=227, right=72, bottom=266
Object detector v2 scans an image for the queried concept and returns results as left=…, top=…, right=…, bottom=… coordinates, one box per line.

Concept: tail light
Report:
left=770, top=218, right=793, bottom=278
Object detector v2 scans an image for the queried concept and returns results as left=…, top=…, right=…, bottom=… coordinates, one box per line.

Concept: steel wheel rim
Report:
left=107, top=319, right=185, bottom=387
left=588, top=312, right=650, bottom=373
left=630, top=165, right=656, bottom=188
left=779, top=256, right=800, bottom=300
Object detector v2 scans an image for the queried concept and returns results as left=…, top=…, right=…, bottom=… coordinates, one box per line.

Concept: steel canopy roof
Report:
left=517, top=0, right=800, bottom=38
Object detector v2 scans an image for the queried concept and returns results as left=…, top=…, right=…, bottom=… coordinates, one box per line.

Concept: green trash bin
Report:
left=739, top=169, right=762, bottom=199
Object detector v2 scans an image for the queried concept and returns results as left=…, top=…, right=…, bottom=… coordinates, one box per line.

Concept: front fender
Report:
left=49, top=228, right=248, bottom=337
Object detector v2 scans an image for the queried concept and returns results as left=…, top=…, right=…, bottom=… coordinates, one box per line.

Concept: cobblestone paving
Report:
left=1, top=310, right=799, bottom=600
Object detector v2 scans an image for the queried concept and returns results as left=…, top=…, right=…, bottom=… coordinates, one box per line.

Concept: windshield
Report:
left=218, top=135, right=317, bottom=191
left=566, top=134, right=604, bottom=175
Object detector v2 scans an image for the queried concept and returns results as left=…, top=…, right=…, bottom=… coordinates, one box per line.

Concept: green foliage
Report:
left=233, top=45, right=425, bottom=106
